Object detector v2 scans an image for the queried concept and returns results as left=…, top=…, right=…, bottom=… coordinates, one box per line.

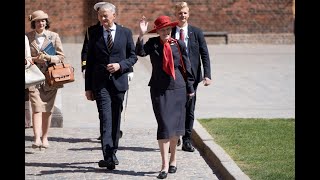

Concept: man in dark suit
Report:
left=81, top=21, right=100, bottom=75
left=172, top=1, right=212, bottom=152
left=81, top=2, right=132, bottom=141
left=85, top=2, right=138, bottom=170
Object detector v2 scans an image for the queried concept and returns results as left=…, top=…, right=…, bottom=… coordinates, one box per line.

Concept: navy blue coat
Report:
left=136, top=37, right=195, bottom=94
left=85, top=25, right=137, bottom=92
left=171, top=25, right=211, bottom=84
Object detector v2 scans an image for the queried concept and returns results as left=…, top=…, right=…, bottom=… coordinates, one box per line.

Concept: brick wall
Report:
left=25, top=0, right=294, bottom=43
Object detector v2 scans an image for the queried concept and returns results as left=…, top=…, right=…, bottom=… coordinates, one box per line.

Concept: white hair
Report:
left=99, top=2, right=116, bottom=13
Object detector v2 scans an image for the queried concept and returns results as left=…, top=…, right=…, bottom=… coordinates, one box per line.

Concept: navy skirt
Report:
left=150, top=87, right=187, bottom=140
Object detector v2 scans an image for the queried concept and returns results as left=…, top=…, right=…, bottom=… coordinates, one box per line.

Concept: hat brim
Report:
left=148, top=21, right=179, bottom=33
left=30, top=15, right=49, bottom=22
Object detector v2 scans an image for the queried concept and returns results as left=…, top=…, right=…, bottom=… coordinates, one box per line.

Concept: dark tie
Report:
left=179, top=29, right=185, bottom=42
left=106, top=29, right=113, bottom=52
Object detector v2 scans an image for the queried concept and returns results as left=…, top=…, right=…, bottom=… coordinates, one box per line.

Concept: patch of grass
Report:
left=198, top=118, right=295, bottom=180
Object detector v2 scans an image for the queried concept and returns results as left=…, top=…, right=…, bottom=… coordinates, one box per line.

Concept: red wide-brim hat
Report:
left=148, top=15, right=179, bottom=33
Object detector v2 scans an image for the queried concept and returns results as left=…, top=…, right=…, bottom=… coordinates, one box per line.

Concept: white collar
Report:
left=103, top=23, right=117, bottom=31
left=177, top=25, right=187, bottom=32
left=35, top=30, right=46, bottom=37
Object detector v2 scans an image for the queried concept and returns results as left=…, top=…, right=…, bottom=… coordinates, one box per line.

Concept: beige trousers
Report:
left=25, top=101, right=32, bottom=128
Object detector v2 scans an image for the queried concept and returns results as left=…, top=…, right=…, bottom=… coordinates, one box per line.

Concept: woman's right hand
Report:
left=139, top=16, right=148, bottom=36
left=34, top=52, right=47, bottom=64
left=33, top=52, right=52, bottom=66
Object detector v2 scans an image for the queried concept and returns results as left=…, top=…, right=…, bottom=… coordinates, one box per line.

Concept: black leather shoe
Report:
left=182, top=141, right=195, bottom=152
left=157, top=171, right=168, bottom=179
left=106, top=164, right=115, bottom=170
left=98, top=158, right=115, bottom=170
left=112, top=153, right=119, bottom=165
left=168, top=165, right=177, bottom=173
left=120, top=130, right=123, bottom=138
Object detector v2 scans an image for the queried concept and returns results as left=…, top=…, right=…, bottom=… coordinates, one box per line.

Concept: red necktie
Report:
left=162, top=39, right=175, bottom=79
left=180, top=29, right=185, bottom=41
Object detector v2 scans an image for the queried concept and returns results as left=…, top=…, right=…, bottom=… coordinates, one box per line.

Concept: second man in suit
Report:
left=85, top=2, right=138, bottom=170
left=172, top=1, right=212, bottom=152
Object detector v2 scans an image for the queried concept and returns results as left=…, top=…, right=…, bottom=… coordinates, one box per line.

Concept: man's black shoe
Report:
left=119, top=130, right=123, bottom=138
left=112, top=153, right=119, bottom=165
left=182, top=141, right=195, bottom=152
left=98, top=158, right=115, bottom=170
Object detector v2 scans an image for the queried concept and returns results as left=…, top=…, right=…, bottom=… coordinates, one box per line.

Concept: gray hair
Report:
left=99, top=2, right=116, bottom=13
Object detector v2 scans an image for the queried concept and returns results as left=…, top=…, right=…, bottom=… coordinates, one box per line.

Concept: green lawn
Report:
left=198, top=118, right=295, bottom=180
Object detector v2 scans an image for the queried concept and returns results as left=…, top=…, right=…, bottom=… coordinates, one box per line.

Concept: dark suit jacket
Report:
left=171, top=25, right=211, bottom=84
left=85, top=24, right=137, bottom=92
left=136, top=37, right=195, bottom=94
left=81, top=22, right=100, bottom=72
left=81, top=22, right=134, bottom=73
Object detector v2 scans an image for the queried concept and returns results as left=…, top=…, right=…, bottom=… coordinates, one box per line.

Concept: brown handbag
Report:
left=45, top=62, right=75, bottom=87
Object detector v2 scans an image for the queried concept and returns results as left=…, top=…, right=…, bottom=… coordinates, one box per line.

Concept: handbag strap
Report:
left=30, top=41, right=40, bottom=53
left=26, top=58, right=34, bottom=65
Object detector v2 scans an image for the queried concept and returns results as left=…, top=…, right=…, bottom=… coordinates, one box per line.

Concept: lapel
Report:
left=96, top=26, right=109, bottom=54
left=171, top=27, right=177, bottom=39
left=154, top=37, right=163, bottom=58
left=30, top=41, right=40, bottom=53
left=29, top=30, right=52, bottom=53
left=187, top=25, right=193, bottom=55
left=113, top=25, right=121, bottom=51
left=41, top=30, right=52, bottom=51
left=28, top=31, right=39, bottom=53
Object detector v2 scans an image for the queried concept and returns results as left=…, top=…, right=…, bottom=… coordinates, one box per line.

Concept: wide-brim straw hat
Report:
left=148, top=16, right=178, bottom=33
left=29, top=10, right=48, bottom=22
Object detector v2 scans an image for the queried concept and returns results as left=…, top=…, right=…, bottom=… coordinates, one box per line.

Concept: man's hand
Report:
left=85, top=90, right=95, bottom=101
left=203, top=77, right=212, bottom=86
left=106, top=63, right=120, bottom=73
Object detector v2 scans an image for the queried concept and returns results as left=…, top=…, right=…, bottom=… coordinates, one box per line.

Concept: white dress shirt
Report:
left=175, top=26, right=188, bottom=48
left=103, top=23, right=117, bottom=43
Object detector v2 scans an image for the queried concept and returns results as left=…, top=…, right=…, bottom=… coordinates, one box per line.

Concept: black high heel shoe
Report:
left=168, top=165, right=177, bottom=173
left=157, top=171, right=168, bottom=179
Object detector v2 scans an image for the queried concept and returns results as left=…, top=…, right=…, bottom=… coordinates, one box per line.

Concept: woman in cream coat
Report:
left=26, top=10, right=65, bottom=149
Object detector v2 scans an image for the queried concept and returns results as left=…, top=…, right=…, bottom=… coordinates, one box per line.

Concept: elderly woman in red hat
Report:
left=26, top=10, right=65, bottom=150
left=136, top=15, right=195, bottom=179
